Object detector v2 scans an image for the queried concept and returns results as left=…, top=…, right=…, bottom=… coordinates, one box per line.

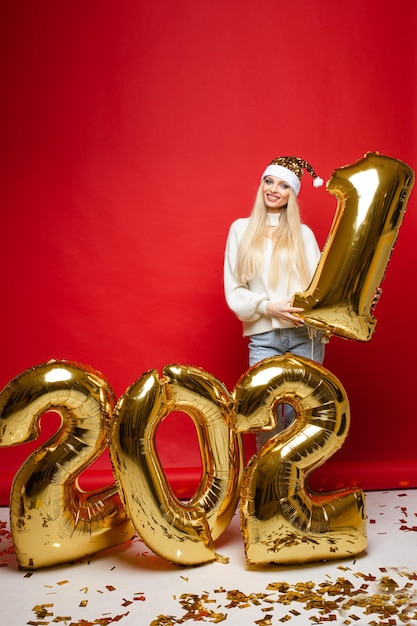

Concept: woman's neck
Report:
left=266, top=211, right=281, bottom=226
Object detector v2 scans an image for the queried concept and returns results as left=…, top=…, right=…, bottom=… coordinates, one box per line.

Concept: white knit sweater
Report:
left=224, top=217, right=321, bottom=337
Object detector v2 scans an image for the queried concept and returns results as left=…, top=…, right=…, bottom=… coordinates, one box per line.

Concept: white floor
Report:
left=1, top=490, right=417, bottom=625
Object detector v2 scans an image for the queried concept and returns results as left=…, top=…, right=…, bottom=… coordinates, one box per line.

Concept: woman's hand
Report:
left=266, top=299, right=304, bottom=327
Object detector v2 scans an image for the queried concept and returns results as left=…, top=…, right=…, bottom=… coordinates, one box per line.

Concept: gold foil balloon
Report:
left=292, top=152, right=415, bottom=342
left=228, top=354, right=367, bottom=565
left=109, top=364, right=244, bottom=566
left=0, top=360, right=134, bottom=569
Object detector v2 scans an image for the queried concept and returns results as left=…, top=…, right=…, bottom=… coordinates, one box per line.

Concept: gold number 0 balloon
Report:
left=229, top=354, right=367, bottom=565
left=109, top=364, right=244, bottom=566
left=0, top=360, right=134, bottom=569
left=293, top=152, right=415, bottom=342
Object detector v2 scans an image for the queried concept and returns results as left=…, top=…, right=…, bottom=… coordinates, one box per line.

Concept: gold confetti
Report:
left=214, top=552, right=229, bottom=564
left=147, top=568, right=417, bottom=624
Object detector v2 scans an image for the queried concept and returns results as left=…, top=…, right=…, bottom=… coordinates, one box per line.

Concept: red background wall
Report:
left=1, top=0, right=416, bottom=504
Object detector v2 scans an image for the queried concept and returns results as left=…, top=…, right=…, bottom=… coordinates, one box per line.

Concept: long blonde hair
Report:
left=234, top=184, right=310, bottom=290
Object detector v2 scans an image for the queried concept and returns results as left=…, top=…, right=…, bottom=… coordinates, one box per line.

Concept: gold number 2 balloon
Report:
left=109, top=364, right=244, bottom=566
left=229, top=354, right=367, bottom=565
left=0, top=360, right=134, bottom=569
left=293, top=152, right=415, bottom=342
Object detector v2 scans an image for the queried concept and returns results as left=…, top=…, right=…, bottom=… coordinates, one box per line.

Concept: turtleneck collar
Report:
left=267, top=212, right=280, bottom=226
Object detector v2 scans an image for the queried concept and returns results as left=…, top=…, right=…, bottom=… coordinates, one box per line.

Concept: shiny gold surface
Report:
left=109, top=364, right=244, bottom=566
left=293, top=152, right=415, bottom=342
left=0, top=360, right=134, bottom=569
left=0, top=353, right=374, bottom=567
left=230, top=354, right=367, bottom=565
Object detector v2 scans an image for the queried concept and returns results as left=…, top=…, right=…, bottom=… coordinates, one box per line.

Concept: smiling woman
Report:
left=224, top=156, right=326, bottom=449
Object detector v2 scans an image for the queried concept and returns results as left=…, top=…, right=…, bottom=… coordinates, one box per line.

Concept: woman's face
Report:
left=262, top=176, right=291, bottom=210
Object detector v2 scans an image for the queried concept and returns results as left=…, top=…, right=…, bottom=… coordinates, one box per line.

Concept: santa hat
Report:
left=260, top=155, right=324, bottom=196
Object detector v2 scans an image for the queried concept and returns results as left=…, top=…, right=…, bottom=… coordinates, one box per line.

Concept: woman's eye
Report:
left=280, top=183, right=289, bottom=189
left=264, top=178, right=273, bottom=185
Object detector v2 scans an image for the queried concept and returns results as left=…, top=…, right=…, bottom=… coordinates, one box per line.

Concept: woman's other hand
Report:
left=266, top=299, right=304, bottom=327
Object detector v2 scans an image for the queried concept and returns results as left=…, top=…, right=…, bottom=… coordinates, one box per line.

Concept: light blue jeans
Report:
left=248, top=326, right=325, bottom=449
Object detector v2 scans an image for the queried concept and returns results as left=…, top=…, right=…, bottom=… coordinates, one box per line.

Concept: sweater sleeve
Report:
left=223, top=221, right=268, bottom=322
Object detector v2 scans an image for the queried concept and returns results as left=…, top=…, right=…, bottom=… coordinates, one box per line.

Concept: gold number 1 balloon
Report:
left=292, top=152, right=415, bottom=342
